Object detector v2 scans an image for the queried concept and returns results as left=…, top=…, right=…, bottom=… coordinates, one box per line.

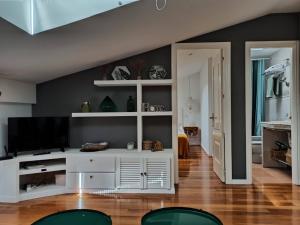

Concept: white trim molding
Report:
left=245, top=41, right=300, bottom=185
left=172, top=42, right=233, bottom=184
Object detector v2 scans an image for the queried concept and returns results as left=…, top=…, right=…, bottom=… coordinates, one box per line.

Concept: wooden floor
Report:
left=1, top=146, right=300, bottom=225
left=253, top=163, right=292, bottom=184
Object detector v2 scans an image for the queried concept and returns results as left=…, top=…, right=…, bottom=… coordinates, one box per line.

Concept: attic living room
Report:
left=1, top=1, right=300, bottom=225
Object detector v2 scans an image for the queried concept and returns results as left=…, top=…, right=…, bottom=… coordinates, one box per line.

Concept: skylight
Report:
left=0, top=0, right=139, bottom=35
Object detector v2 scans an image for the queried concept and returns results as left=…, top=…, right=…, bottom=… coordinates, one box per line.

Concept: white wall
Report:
left=265, top=48, right=292, bottom=121
left=0, top=103, right=32, bottom=156
left=0, top=77, right=35, bottom=156
left=198, top=61, right=210, bottom=153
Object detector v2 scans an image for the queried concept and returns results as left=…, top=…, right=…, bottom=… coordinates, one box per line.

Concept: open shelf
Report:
left=72, top=112, right=138, bottom=117
left=94, top=79, right=172, bottom=87
left=20, top=184, right=65, bottom=201
left=19, top=163, right=66, bottom=175
left=141, top=111, right=173, bottom=116
left=140, top=79, right=172, bottom=86
left=94, top=80, right=137, bottom=87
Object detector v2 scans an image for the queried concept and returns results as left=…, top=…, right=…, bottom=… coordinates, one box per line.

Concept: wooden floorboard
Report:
left=1, top=146, right=300, bottom=225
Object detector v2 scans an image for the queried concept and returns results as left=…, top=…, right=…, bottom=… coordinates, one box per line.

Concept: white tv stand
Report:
left=0, top=149, right=174, bottom=203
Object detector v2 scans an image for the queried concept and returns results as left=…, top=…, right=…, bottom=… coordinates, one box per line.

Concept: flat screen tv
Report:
left=8, top=117, right=70, bottom=156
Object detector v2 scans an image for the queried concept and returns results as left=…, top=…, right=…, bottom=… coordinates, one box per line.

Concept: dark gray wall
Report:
left=33, top=13, right=300, bottom=179
left=182, top=13, right=300, bottom=179
left=33, top=46, right=172, bottom=149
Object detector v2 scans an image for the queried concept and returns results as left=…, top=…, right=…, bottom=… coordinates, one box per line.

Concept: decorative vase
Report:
left=127, top=96, right=135, bottom=112
left=81, top=101, right=91, bottom=112
left=100, top=96, right=117, bottom=112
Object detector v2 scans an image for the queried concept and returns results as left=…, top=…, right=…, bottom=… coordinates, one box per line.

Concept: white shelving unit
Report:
left=20, top=184, right=65, bottom=201
left=17, top=154, right=67, bottom=201
left=93, top=79, right=172, bottom=87
left=72, top=112, right=138, bottom=117
left=19, top=163, right=66, bottom=175
left=72, top=79, right=174, bottom=152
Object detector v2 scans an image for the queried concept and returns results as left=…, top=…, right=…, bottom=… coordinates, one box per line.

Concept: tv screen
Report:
left=8, top=117, right=70, bottom=155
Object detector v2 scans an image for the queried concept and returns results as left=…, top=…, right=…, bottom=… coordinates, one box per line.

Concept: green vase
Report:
left=81, top=101, right=91, bottom=112
left=100, top=96, right=117, bottom=112
left=127, top=96, right=135, bottom=112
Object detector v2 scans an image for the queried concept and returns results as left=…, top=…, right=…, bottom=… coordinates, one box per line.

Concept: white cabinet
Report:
left=67, top=154, right=116, bottom=191
left=0, top=78, right=36, bottom=104
left=0, top=149, right=174, bottom=203
left=117, top=157, right=143, bottom=189
left=117, top=156, right=171, bottom=190
left=144, top=158, right=171, bottom=189
left=67, top=155, right=115, bottom=172
left=67, top=173, right=115, bottom=189
left=0, top=159, right=18, bottom=203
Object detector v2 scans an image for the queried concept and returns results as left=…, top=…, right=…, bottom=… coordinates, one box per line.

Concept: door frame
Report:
left=245, top=41, right=300, bottom=185
left=172, top=42, right=232, bottom=184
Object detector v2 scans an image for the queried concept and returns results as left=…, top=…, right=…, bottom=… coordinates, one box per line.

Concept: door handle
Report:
left=144, top=172, right=147, bottom=176
left=209, top=116, right=215, bottom=120
left=90, top=159, right=93, bottom=162
left=90, top=175, right=93, bottom=179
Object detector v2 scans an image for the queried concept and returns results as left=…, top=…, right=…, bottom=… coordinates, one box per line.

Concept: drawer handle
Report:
left=90, top=159, right=93, bottom=162
left=90, top=176, right=94, bottom=179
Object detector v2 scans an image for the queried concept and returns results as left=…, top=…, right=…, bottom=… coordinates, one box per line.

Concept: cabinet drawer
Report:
left=67, top=173, right=115, bottom=189
left=67, top=156, right=115, bottom=172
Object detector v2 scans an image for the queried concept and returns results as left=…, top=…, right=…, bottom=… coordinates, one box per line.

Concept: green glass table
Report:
left=31, top=209, right=112, bottom=225
left=142, top=207, right=223, bottom=225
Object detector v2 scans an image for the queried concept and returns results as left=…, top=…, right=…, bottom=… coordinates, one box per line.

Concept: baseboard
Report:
left=201, top=144, right=211, bottom=156
left=226, top=179, right=252, bottom=185
left=0, top=195, right=18, bottom=203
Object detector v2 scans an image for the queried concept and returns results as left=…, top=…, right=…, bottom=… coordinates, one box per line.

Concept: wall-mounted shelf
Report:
left=140, top=79, right=172, bottom=86
left=72, top=112, right=138, bottom=117
left=141, top=111, right=173, bottom=116
left=94, top=79, right=172, bottom=87
left=73, top=79, right=175, bottom=152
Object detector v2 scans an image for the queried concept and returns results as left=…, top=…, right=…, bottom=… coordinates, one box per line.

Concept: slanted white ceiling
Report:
left=0, top=0, right=300, bottom=83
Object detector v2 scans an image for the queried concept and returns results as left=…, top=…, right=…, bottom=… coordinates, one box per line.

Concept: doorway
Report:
left=172, top=43, right=232, bottom=184
left=245, top=41, right=300, bottom=185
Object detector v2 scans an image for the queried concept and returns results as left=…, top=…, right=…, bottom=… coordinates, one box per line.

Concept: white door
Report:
left=116, top=157, right=143, bottom=189
left=211, top=50, right=225, bottom=182
left=144, top=158, right=171, bottom=189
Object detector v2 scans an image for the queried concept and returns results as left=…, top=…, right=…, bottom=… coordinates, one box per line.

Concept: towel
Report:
left=266, top=75, right=273, bottom=98
left=273, top=75, right=283, bottom=97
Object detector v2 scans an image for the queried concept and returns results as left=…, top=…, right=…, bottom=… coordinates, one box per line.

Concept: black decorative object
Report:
left=111, top=66, right=131, bottom=80
left=100, top=96, right=117, bottom=112
left=127, top=96, right=135, bottom=112
left=149, top=65, right=167, bottom=80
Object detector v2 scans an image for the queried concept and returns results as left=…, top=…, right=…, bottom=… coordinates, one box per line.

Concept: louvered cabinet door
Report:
left=144, top=158, right=171, bottom=189
left=116, top=158, right=143, bottom=189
